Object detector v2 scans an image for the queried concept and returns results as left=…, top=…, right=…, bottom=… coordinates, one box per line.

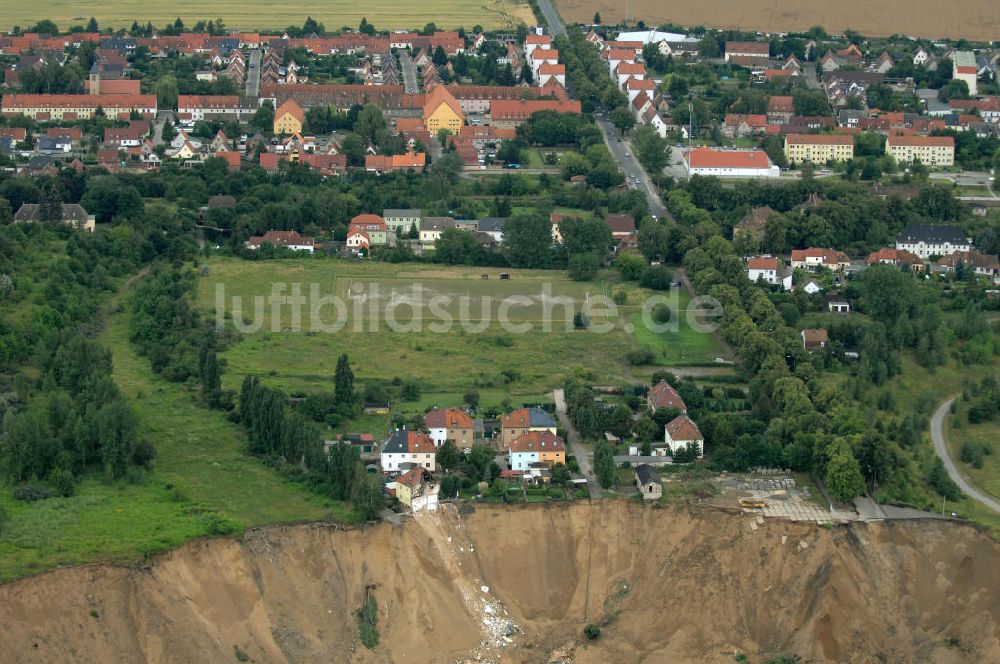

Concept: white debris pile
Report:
left=475, top=584, right=519, bottom=648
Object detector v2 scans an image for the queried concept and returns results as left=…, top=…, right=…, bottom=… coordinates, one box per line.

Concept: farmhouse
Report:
left=424, top=408, right=476, bottom=450
left=380, top=429, right=436, bottom=474
left=13, top=203, right=95, bottom=232
left=895, top=224, right=970, bottom=259
left=245, top=230, right=315, bottom=252
left=684, top=148, right=779, bottom=178
left=509, top=431, right=566, bottom=471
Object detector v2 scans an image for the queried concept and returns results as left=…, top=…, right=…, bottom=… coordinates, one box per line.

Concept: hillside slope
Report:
left=1, top=503, right=999, bottom=663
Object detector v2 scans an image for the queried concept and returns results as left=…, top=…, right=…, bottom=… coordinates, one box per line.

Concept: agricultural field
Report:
left=0, top=0, right=534, bottom=32
left=555, top=0, right=1000, bottom=40
left=196, top=257, right=726, bottom=405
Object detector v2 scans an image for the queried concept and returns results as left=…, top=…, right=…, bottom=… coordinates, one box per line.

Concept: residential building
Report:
left=419, top=216, right=457, bottom=246
left=324, top=433, right=379, bottom=462
left=394, top=467, right=439, bottom=512
left=895, top=224, right=970, bottom=258
left=866, top=248, right=925, bottom=272
left=647, top=380, right=686, bottom=413
left=802, top=328, right=829, bottom=350
left=12, top=203, right=95, bottom=232
left=382, top=209, right=422, bottom=235
left=509, top=431, right=566, bottom=471
left=424, top=408, right=476, bottom=450
left=423, top=85, right=465, bottom=134
left=245, top=230, right=315, bottom=252
left=380, top=428, right=436, bottom=473
left=348, top=214, right=390, bottom=246
left=747, top=256, right=792, bottom=290
left=488, top=98, right=581, bottom=128
left=500, top=406, right=558, bottom=450
left=723, top=113, right=768, bottom=138
left=953, top=51, right=978, bottom=96
left=664, top=415, right=704, bottom=458
left=725, top=41, right=769, bottom=60
left=937, top=250, right=1000, bottom=277
left=790, top=248, right=850, bottom=272
left=634, top=464, right=662, bottom=501
left=273, top=99, right=305, bottom=135
left=734, top=206, right=773, bottom=243
left=177, top=95, right=248, bottom=122
left=886, top=134, right=955, bottom=166
left=1, top=93, right=156, bottom=120
left=685, top=148, right=779, bottom=178
left=828, top=300, right=851, bottom=313
left=605, top=214, right=635, bottom=240
left=783, top=134, right=854, bottom=164
left=365, top=152, right=426, bottom=173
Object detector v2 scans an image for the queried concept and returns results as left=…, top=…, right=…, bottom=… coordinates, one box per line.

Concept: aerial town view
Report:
left=0, top=0, right=1000, bottom=661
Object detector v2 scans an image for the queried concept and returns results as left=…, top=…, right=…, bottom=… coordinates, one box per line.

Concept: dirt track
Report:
left=557, top=0, right=1000, bottom=40
left=2, top=502, right=999, bottom=663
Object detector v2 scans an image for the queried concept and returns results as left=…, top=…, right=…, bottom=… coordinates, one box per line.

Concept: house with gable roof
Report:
left=380, top=428, right=437, bottom=473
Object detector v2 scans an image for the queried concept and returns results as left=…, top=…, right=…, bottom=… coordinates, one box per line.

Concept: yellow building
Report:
left=783, top=134, right=854, bottom=164
left=273, top=99, right=304, bottom=135
left=886, top=135, right=955, bottom=167
left=422, top=85, right=465, bottom=134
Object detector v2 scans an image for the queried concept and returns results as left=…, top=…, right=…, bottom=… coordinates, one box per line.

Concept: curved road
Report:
left=931, top=395, right=1000, bottom=514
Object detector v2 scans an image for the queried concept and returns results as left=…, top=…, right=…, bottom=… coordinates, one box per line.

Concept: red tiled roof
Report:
left=748, top=256, right=778, bottom=270
left=886, top=135, right=954, bottom=147
left=790, top=247, right=850, bottom=264
left=490, top=99, right=581, bottom=120
left=665, top=415, right=702, bottom=442
left=802, top=328, right=829, bottom=344
left=509, top=430, right=565, bottom=454
left=648, top=380, right=686, bottom=412
left=785, top=134, right=853, bottom=145
left=688, top=147, right=770, bottom=169
left=424, top=408, right=475, bottom=429
left=275, top=98, right=305, bottom=121
left=725, top=113, right=768, bottom=128
left=2, top=93, right=155, bottom=109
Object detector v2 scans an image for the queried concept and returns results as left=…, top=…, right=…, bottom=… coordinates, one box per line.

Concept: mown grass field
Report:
left=0, top=0, right=534, bottom=31
left=0, top=288, right=349, bottom=582
left=197, top=257, right=726, bottom=403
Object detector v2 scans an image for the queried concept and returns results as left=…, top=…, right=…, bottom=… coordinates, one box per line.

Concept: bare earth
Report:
left=2, top=502, right=999, bottom=663
left=557, top=0, right=1000, bottom=40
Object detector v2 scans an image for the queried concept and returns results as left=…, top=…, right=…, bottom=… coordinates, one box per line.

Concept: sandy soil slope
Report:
left=2, top=502, right=999, bottom=663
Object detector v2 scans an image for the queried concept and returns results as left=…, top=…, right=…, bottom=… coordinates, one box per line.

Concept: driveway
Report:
left=931, top=395, right=1000, bottom=514
left=553, top=389, right=602, bottom=498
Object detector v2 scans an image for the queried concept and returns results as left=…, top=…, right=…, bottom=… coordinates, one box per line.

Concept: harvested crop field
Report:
left=0, top=0, right=534, bottom=32
left=556, top=0, right=1000, bottom=40
left=3, top=502, right=1000, bottom=663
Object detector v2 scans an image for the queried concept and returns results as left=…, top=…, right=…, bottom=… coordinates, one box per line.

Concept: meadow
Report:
left=0, top=0, right=534, bottom=31
left=197, top=256, right=726, bottom=403
left=0, top=290, right=349, bottom=582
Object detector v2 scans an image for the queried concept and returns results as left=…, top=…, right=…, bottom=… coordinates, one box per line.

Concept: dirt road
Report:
left=931, top=395, right=1000, bottom=514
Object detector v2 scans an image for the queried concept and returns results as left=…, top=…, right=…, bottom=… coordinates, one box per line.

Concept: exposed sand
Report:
left=2, top=502, right=999, bottom=663
left=556, top=0, right=1000, bottom=40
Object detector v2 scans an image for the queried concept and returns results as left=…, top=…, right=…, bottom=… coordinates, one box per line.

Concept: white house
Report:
left=380, top=429, right=437, bottom=474
left=664, top=415, right=704, bottom=458
left=747, top=256, right=791, bottom=290
left=245, top=230, right=315, bottom=253
left=895, top=224, right=971, bottom=259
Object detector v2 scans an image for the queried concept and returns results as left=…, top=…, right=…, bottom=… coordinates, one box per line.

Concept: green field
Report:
left=0, top=0, right=535, bottom=31
left=0, top=287, right=348, bottom=582
left=948, top=410, right=1000, bottom=501
left=197, top=257, right=727, bottom=404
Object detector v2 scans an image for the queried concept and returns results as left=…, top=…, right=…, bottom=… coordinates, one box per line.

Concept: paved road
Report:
left=931, top=395, right=1000, bottom=514
left=399, top=51, right=419, bottom=94
left=553, top=389, right=602, bottom=499
left=245, top=49, right=262, bottom=99
left=534, top=0, right=566, bottom=35
left=152, top=110, right=172, bottom=146
left=595, top=117, right=669, bottom=218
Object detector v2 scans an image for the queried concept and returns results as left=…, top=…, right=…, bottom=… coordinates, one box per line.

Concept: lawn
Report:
left=947, top=409, right=1000, bottom=500
left=0, top=284, right=348, bottom=582
left=199, top=257, right=643, bottom=400
left=0, top=0, right=534, bottom=31
left=627, top=287, right=727, bottom=366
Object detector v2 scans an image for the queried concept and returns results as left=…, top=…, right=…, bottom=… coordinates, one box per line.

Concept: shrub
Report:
left=568, top=253, right=601, bottom=281
left=583, top=623, right=601, bottom=640
left=357, top=595, right=379, bottom=649
left=627, top=347, right=656, bottom=365
left=13, top=483, right=52, bottom=502
left=640, top=264, right=672, bottom=290
left=574, top=312, right=591, bottom=329
left=652, top=303, right=672, bottom=324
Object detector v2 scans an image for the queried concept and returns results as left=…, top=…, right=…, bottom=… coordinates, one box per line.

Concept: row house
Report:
left=1, top=93, right=156, bottom=120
